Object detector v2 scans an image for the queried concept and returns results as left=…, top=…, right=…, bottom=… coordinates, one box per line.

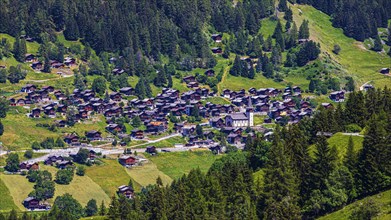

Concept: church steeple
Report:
left=246, top=96, right=254, bottom=127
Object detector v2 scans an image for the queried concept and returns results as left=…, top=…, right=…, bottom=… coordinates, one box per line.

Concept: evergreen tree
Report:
left=91, top=77, right=107, bottom=96
left=356, top=115, right=390, bottom=195
left=230, top=55, right=241, bottom=76
left=99, top=201, right=106, bottom=216
left=0, top=120, right=3, bottom=136
left=310, top=136, right=337, bottom=190
left=0, top=69, right=7, bottom=83
left=372, top=34, right=383, bottom=52
left=85, top=199, right=98, bottom=217
left=387, top=23, right=391, bottom=46
left=263, top=128, right=301, bottom=220
left=273, top=21, right=285, bottom=51
left=135, top=77, right=146, bottom=99
left=278, top=0, right=288, bottom=12
left=107, top=196, right=120, bottom=219
left=5, top=153, right=19, bottom=172
left=299, top=20, right=310, bottom=39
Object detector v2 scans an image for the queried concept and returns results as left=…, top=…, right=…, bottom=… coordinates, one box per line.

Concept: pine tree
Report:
left=99, top=201, right=106, bottom=216
left=0, top=120, right=3, bottom=136
left=107, top=196, right=120, bottom=219
left=278, top=0, right=288, bottom=12
left=357, top=115, right=390, bottom=195
left=299, top=20, right=310, bottom=39
left=273, top=21, right=285, bottom=51
left=230, top=55, right=241, bottom=76
left=344, top=136, right=357, bottom=173
left=372, top=34, right=383, bottom=52
left=263, top=128, right=301, bottom=220
left=311, top=136, right=337, bottom=190
left=387, top=23, right=391, bottom=46
left=0, top=69, right=6, bottom=83
left=135, top=77, right=146, bottom=99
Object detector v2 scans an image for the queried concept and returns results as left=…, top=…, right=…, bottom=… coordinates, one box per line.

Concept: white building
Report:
left=225, top=97, right=254, bottom=127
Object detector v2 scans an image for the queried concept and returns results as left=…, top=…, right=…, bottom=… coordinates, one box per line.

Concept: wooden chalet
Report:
left=85, top=130, right=102, bottom=141
left=118, top=155, right=137, bottom=166
left=131, top=129, right=144, bottom=139
left=211, top=34, right=222, bottom=43
left=211, top=47, right=222, bottom=54
left=380, top=68, right=390, bottom=74
left=64, top=133, right=79, bottom=145
left=117, top=185, right=134, bottom=199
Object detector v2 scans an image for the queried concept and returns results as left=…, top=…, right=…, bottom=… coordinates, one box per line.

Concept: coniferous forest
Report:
left=0, top=0, right=391, bottom=219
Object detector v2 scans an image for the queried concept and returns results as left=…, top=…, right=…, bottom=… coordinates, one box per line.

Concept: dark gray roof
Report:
left=228, top=113, right=248, bottom=120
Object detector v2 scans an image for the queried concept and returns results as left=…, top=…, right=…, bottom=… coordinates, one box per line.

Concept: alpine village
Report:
left=0, top=0, right=391, bottom=220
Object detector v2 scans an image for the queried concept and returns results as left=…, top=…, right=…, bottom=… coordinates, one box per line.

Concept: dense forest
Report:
left=2, top=87, right=391, bottom=220
left=0, top=0, right=274, bottom=62
left=293, top=0, right=391, bottom=41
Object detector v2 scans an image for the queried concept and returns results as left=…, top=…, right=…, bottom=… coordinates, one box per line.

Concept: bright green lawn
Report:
left=0, top=174, right=34, bottom=211
left=41, top=165, right=111, bottom=206
left=86, top=159, right=142, bottom=196
left=146, top=151, right=221, bottom=179
left=125, top=160, right=173, bottom=187
left=318, top=189, right=391, bottom=220
left=220, top=73, right=285, bottom=91
left=0, top=177, right=19, bottom=212
left=204, top=97, right=231, bottom=105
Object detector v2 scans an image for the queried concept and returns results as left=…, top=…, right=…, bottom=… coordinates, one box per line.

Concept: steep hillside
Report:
left=318, top=189, right=391, bottom=220
left=291, top=4, right=391, bottom=88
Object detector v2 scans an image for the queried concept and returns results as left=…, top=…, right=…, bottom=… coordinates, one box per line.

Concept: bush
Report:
left=56, top=168, right=74, bottom=184
left=76, top=165, right=86, bottom=176
left=24, top=150, right=33, bottom=159
left=349, top=198, right=380, bottom=220
left=332, top=44, right=341, bottom=54
left=345, top=124, right=362, bottom=133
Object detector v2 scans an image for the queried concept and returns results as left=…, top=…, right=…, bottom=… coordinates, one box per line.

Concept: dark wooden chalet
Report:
left=211, top=34, right=222, bottom=42
left=64, top=133, right=79, bottom=144
left=131, top=129, right=144, bottom=139
left=85, top=130, right=102, bottom=141
left=380, top=68, right=390, bottom=74
left=117, top=185, right=134, bottom=199
left=211, top=47, right=222, bottom=54
left=119, top=87, right=134, bottom=96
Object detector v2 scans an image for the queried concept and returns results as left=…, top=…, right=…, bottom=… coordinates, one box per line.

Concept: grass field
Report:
left=318, top=189, right=391, bottom=220
left=204, top=97, right=231, bottom=105
left=41, top=165, right=111, bottom=206
left=309, top=133, right=364, bottom=161
left=327, top=133, right=364, bottom=160
left=147, top=151, right=221, bottom=179
left=0, top=110, right=59, bottom=150
left=86, top=159, right=141, bottom=196
left=220, top=73, right=285, bottom=91
left=125, top=161, right=173, bottom=187
left=0, top=174, right=34, bottom=211
left=291, top=4, right=391, bottom=89
left=0, top=177, right=19, bottom=212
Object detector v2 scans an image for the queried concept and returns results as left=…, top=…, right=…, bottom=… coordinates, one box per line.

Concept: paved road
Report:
left=341, top=132, right=364, bottom=137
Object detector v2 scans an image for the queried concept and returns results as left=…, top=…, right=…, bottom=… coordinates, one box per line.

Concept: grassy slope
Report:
left=308, top=133, right=364, bottom=161
left=291, top=4, right=391, bottom=89
left=41, top=165, right=111, bottom=206
left=125, top=160, right=173, bottom=187
left=86, top=159, right=142, bottom=196
left=146, top=151, right=221, bottom=179
left=318, top=189, right=391, bottom=220
left=0, top=174, right=34, bottom=211
left=0, top=177, right=19, bottom=212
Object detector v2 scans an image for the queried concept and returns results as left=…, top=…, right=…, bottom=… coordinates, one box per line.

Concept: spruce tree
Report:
left=0, top=120, right=3, bottom=136
left=263, top=128, right=301, bottom=220
left=0, top=69, right=6, bottom=83
left=99, top=201, right=106, bottom=216
left=273, top=21, right=285, bottom=51
left=135, top=77, right=146, bottom=99
left=387, top=23, right=391, bottom=46
left=107, top=196, right=120, bottom=219
left=357, top=115, right=390, bottom=195
left=278, top=0, right=288, bottom=12
left=372, top=34, right=383, bottom=52
left=343, top=136, right=357, bottom=188
left=311, top=136, right=337, bottom=190
left=230, top=55, right=241, bottom=76
left=299, top=20, right=310, bottom=39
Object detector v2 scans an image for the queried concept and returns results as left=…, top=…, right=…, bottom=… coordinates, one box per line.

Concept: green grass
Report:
left=86, top=159, right=142, bottom=196
left=318, top=189, right=391, bottom=220
left=125, top=160, right=173, bottom=187
left=260, top=18, right=278, bottom=37
left=220, top=73, right=285, bottom=91
left=254, top=115, right=266, bottom=126
left=308, top=133, right=364, bottom=161
left=0, top=33, right=40, bottom=54
left=0, top=110, right=59, bottom=150
left=41, top=165, right=111, bottom=206
left=132, top=136, right=186, bottom=148
left=204, top=97, right=231, bottom=105
left=146, top=151, right=221, bottom=179
left=59, top=114, right=108, bottom=138
left=291, top=4, right=391, bottom=89
left=0, top=177, right=19, bottom=212
left=0, top=174, right=34, bottom=211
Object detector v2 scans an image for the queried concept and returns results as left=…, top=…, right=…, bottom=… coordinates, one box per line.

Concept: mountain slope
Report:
left=291, top=4, right=391, bottom=89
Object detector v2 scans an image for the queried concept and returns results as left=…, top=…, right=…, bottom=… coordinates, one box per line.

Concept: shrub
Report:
left=56, top=168, right=74, bottom=184
left=76, top=165, right=85, bottom=176
left=332, top=44, right=341, bottom=54
left=24, top=150, right=33, bottom=159
left=345, top=124, right=362, bottom=133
